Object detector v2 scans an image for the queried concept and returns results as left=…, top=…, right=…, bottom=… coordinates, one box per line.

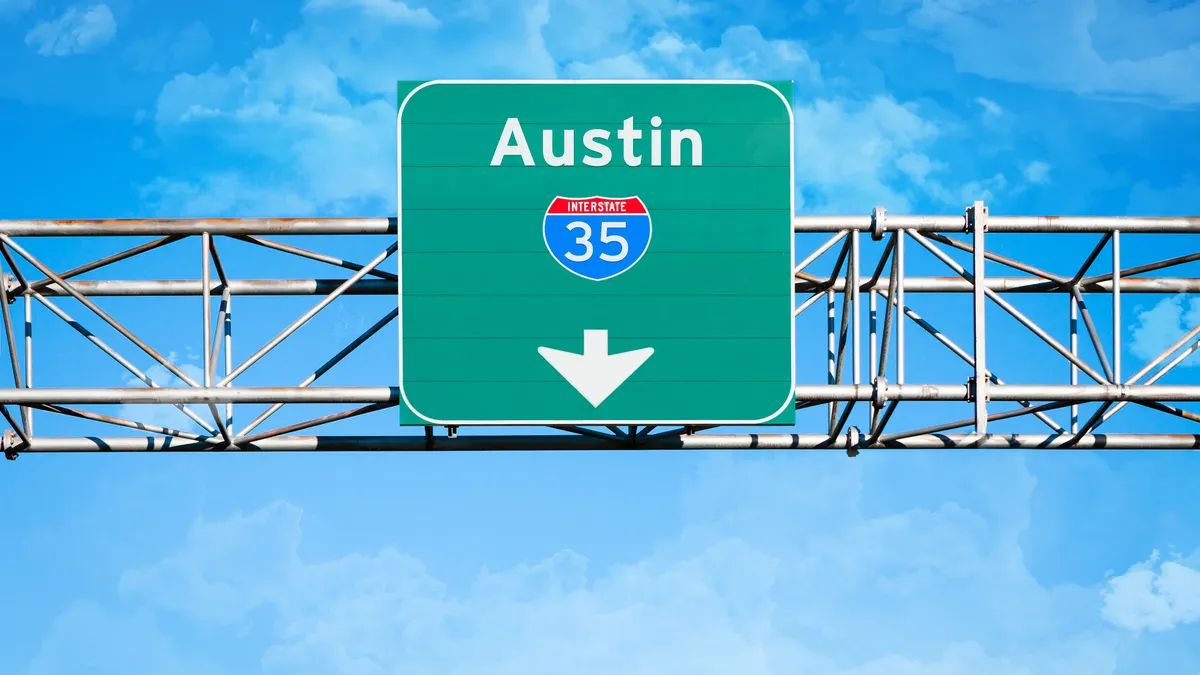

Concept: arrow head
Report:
left=538, top=331, right=654, bottom=408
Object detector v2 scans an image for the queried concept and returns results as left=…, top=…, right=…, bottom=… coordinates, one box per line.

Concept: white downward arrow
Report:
left=538, top=330, right=654, bottom=408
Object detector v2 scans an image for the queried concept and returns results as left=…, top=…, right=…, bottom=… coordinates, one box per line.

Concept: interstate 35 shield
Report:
left=543, top=196, right=652, bottom=281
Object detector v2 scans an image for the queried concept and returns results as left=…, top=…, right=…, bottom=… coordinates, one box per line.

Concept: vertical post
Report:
left=896, top=231, right=905, bottom=384
left=202, top=233, right=212, bottom=389
left=827, top=288, right=836, bottom=433
left=851, top=230, right=861, bottom=386
left=1070, top=293, right=1079, bottom=433
left=23, top=293, right=31, bottom=436
left=869, top=289, right=878, bottom=384
left=869, top=288, right=877, bottom=428
left=224, top=289, right=233, bottom=429
left=971, top=201, right=988, bottom=436
left=1112, top=230, right=1121, bottom=383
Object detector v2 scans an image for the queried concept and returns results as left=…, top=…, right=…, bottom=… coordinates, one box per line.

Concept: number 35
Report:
left=564, top=221, right=628, bottom=263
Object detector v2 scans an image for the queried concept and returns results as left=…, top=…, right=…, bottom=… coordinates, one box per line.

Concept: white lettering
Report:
left=650, top=115, right=662, bottom=167
left=670, top=128, right=703, bottom=166
left=490, top=117, right=535, bottom=166
left=617, top=116, right=642, bottom=167
left=491, top=117, right=703, bottom=167
left=582, top=129, right=611, bottom=166
left=542, top=129, right=574, bottom=166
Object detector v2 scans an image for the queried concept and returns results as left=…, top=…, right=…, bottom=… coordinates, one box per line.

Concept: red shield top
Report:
left=546, top=196, right=648, bottom=216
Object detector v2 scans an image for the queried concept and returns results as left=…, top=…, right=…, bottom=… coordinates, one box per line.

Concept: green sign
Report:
left=397, top=79, right=795, bottom=426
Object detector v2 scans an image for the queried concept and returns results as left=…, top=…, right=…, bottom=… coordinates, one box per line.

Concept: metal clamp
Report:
left=3, top=429, right=19, bottom=460
left=966, top=201, right=988, bottom=233
left=872, top=376, right=888, bottom=409
left=871, top=206, right=887, bottom=241
left=846, top=426, right=861, bottom=457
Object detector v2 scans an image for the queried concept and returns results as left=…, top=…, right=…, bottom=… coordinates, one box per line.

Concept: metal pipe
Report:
left=1, top=405, right=29, bottom=446
left=877, top=236, right=898, bottom=380
left=209, top=296, right=226, bottom=384
left=33, top=403, right=220, bottom=443
left=29, top=279, right=397, bottom=296
left=1070, top=294, right=1079, bottom=433
left=1072, top=287, right=1115, bottom=382
left=880, top=400, right=1074, bottom=443
left=9, top=432, right=1200, bottom=452
left=236, top=307, right=398, bottom=437
left=1083, top=250, right=1200, bottom=285
left=972, top=203, right=987, bottom=435
left=794, top=230, right=848, bottom=276
left=0, top=235, right=201, bottom=388
left=0, top=386, right=397, bottom=405
left=907, top=230, right=1109, bottom=384
left=237, top=402, right=396, bottom=444
left=1072, top=233, right=1113, bottom=282
left=793, top=215, right=1200, bottom=233
left=879, top=290, right=1064, bottom=433
left=0, top=276, right=26, bottom=437
left=24, top=289, right=218, bottom=434
left=0, top=215, right=1195, bottom=237
left=1102, top=329, right=1200, bottom=424
left=896, top=231, right=905, bottom=384
left=23, top=294, right=31, bottom=435
left=10, top=276, right=1197, bottom=297
left=827, top=288, right=836, bottom=432
left=794, top=290, right=825, bottom=317
left=203, top=234, right=212, bottom=387
left=231, top=234, right=399, bottom=282
left=24, top=235, right=185, bottom=294
left=852, top=230, right=861, bottom=385
left=224, top=290, right=232, bottom=430
left=218, top=242, right=397, bottom=386
left=869, top=289, right=878, bottom=389
left=0, top=218, right=397, bottom=237
left=1112, top=231, right=1121, bottom=381
left=926, top=232, right=1066, bottom=283
left=202, top=234, right=233, bottom=446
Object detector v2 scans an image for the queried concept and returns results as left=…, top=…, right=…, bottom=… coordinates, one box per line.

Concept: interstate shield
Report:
left=542, top=196, right=653, bottom=281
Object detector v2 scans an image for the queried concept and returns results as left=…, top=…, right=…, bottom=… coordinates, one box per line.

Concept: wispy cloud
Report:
left=1129, top=295, right=1200, bottom=368
left=1102, top=549, right=1200, bottom=632
left=25, top=3, right=117, bottom=56
left=115, top=354, right=207, bottom=433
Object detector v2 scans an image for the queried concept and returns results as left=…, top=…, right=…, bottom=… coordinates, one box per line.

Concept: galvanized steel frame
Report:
left=2, top=203, right=1199, bottom=456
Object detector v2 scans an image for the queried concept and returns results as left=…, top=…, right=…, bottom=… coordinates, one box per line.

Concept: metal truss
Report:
left=2, top=201, right=1199, bottom=457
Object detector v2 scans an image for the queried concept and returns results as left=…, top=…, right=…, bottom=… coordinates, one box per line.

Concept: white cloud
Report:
left=303, top=0, right=439, bottom=27
left=1128, top=295, right=1200, bottom=368
left=1101, top=549, right=1200, bottom=632
left=143, top=0, right=1010, bottom=218
left=898, top=0, right=1200, bottom=107
left=24, top=3, right=116, bottom=56
left=35, top=454, right=1144, bottom=673
left=975, top=96, right=1003, bottom=117
left=116, top=354, right=208, bottom=433
left=793, top=96, right=983, bottom=212
left=1023, top=160, right=1051, bottom=184
left=566, top=26, right=821, bottom=82
left=25, top=602, right=223, bottom=675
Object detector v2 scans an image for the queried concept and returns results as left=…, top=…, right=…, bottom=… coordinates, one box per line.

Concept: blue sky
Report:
left=3, top=0, right=1200, bottom=672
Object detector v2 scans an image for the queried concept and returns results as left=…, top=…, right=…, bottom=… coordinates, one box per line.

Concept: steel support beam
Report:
left=7, top=433, right=1200, bottom=453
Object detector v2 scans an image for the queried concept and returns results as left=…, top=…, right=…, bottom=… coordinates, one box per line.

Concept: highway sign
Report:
left=397, top=79, right=795, bottom=426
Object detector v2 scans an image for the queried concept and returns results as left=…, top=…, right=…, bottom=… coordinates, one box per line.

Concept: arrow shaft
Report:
left=583, top=329, right=609, bottom=357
